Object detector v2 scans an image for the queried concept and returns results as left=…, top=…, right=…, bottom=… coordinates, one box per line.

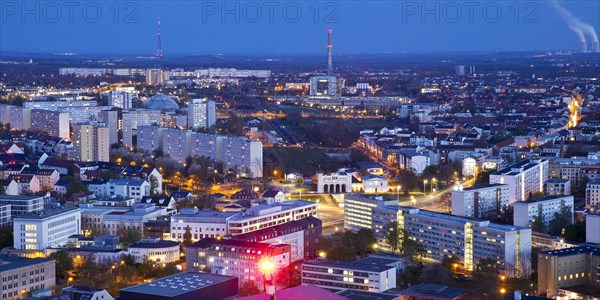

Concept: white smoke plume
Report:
left=550, top=0, right=599, bottom=52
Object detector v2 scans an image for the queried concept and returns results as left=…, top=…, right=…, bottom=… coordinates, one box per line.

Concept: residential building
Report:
left=127, top=238, right=180, bottom=264
left=348, top=194, right=532, bottom=275
left=145, top=69, right=169, bottom=86
left=13, top=206, right=81, bottom=250
left=451, top=184, right=509, bottom=219
left=96, top=179, right=151, bottom=201
left=231, top=216, right=322, bottom=261
left=120, top=166, right=163, bottom=195
left=361, top=175, right=388, bottom=194
left=0, top=204, right=11, bottom=227
left=7, top=174, right=41, bottom=195
left=20, top=167, right=60, bottom=191
left=108, top=90, right=137, bottom=109
left=586, top=214, right=600, bottom=244
left=544, top=178, right=571, bottom=196
left=137, top=126, right=165, bottom=154
left=30, top=110, right=70, bottom=139
left=489, top=159, right=549, bottom=203
left=187, top=99, right=216, bottom=129
left=99, top=109, right=119, bottom=146
left=344, top=194, right=397, bottom=232
left=119, top=272, right=238, bottom=300
left=398, top=149, right=439, bottom=175
left=102, top=203, right=169, bottom=235
left=217, top=136, right=263, bottom=178
left=170, top=200, right=317, bottom=240
left=122, top=109, right=162, bottom=149
left=310, top=76, right=340, bottom=96
left=587, top=179, right=600, bottom=208
left=0, top=195, right=45, bottom=218
left=301, top=254, right=399, bottom=292
left=186, top=238, right=291, bottom=288
left=513, top=195, right=574, bottom=228
left=0, top=253, right=55, bottom=300
left=537, top=246, right=600, bottom=297
left=72, top=124, right=110, bottom=162
left=261, top=189, right=285, bottom=204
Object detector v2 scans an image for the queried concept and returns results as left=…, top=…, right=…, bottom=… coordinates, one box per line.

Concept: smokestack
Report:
left=327, top=29, right=333, bottom=76
left=581, top=41, right=588, bottom=53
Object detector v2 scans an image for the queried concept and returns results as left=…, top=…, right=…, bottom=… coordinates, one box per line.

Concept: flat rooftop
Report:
left=303, top=259, right=395, bottom=273
left=336, top=289, right=399, bottom=300
left=401, top=284, right=464, bottom=299
left=119, top=271, right=237, bottom=297
left=0, top=253, right=53, bottom=272
left=13, top=206, right=80, bottom=220
left=541, top=246, right=600, bottom=257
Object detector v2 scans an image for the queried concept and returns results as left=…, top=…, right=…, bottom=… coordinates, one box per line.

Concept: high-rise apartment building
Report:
left=187, top=99, right=216, bottom=129
left=30, top=110, right=70, bottom=138
left=489, top=159, right=549, bottom=203
left=451, top=184, right=509, bottom=218
left=72, top=124, right=110, bottom=162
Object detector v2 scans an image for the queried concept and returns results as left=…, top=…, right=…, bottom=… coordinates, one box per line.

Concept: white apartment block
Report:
left=217, top=136, right=263, bottom=178
left=398, top=149, right=439, bottom=175
left=489, top=159, right=549, bottom=204
left=30, top=110, right=70, bottom=139
left=0, top=195, right=45, bottom=218
left=451, top=184, right=509, bottom=219
left=72, top=124, right=110, bottom=162
left=137, top=126, right=164, bottom=154
left=0, top=204, right=11, bottom=227
left=100, top=179, right=151, bottom=201
left=513, top=195, right=574, bottom=228
left=170, top=200, right=317, bottom=241
left=544, top=179, right=571, bottom=196
left=317, top=172, right=353, bottom=194
left=109, top=90, right=137, bottom=109
left=162, top=128, right=191, bottom=163
left=0, top=104, right=31, bottom=130
left=344, top=194, right=398, bottom=232
left=189, top=132, right=218, bottom=160
left=586, top=214, right=600, bottom=244
left=60, top=106, right=111, bottom=124
left=587, top=179, right=600, bottom=208
left=122, top=110, right=162, bottom=149
left=23, top=100, right=98, bottom=110
left=353, top=198, right=533, bottom=276
left=13, top=206, right=81, bottom=250
left=301, top=258, right=397, bottom=292
left=99, top=109, right=119, bottom=145
left=187, top=99, right=216, bottom=129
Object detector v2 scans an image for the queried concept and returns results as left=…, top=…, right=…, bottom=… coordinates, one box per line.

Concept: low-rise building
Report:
left=0, top=253, right=56, bottom=300
left=103, top=203, right=170, bottom=235
left=13, top=206, right=81, bottom=250
left=0, top=195, right=45, bottom=218
left=513, top=195, right=574, bottom=229
left=537, top=246, right=600, bottom=297
left=231, top=216, right=322, bottom=261
left=317, top=171, right=354, bottom=194
left=361, top=175, right=388, bottom=194
left=301, top=254, right=399, bottom=292
left=119, top=272, right=238, bottom=300
left=127, top=238, right=180, bottom=264
left=186, top=238, right=291, bottom=288
left=544, top=178, right=571, bottom=196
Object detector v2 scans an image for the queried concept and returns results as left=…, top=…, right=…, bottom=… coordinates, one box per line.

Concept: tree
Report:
left=384, top=221, right=400, bottom=253
left=563, top=221, right=585, bottom=242
left=182, top=226, right=193, bottom=247
left=65, top=181, right=89, bottom=198
left=239, top=280, right=261, bottom=296
left=549, top=204, right=573, bottom=236
left=401, top=234, right=425, bottom=263
left=531, top=215, right=545, bottom=233
left=149, top=175, right=160, bottom=195
left=474, top=258, right=500, bottom=278
left=176, top=197, right=196, bottom=210
left=0, top=228, right=12, bottom=249
left=118, top=227, right=142, bottom=247
left=49, top=251, right=74, bottom=279
left=354, top=228, right=377, bottom=257
left=0, top=184, right=5, bottom=195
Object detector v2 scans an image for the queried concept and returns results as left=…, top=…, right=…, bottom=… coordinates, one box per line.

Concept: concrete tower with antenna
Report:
left=156, top=16, right=164, bottom=69
left=327, top=28, right=333, bottom=76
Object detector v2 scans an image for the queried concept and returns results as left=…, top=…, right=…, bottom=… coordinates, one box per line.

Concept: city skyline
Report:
left=1, top=1, right=599, bottom=55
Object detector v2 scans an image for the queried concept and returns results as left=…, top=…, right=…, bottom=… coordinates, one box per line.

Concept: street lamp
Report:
left=423, top=179, right=428, bottom=195
left=259, top=258, right=277, bottom=300
left=396, top=185, right=402, bottom=201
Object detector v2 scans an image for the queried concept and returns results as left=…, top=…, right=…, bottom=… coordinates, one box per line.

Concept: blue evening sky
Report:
left=0, top=0, right=599, bottom=55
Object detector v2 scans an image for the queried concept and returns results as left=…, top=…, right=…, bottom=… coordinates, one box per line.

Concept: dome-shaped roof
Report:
left=143, top=94, right=179, bottom=111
